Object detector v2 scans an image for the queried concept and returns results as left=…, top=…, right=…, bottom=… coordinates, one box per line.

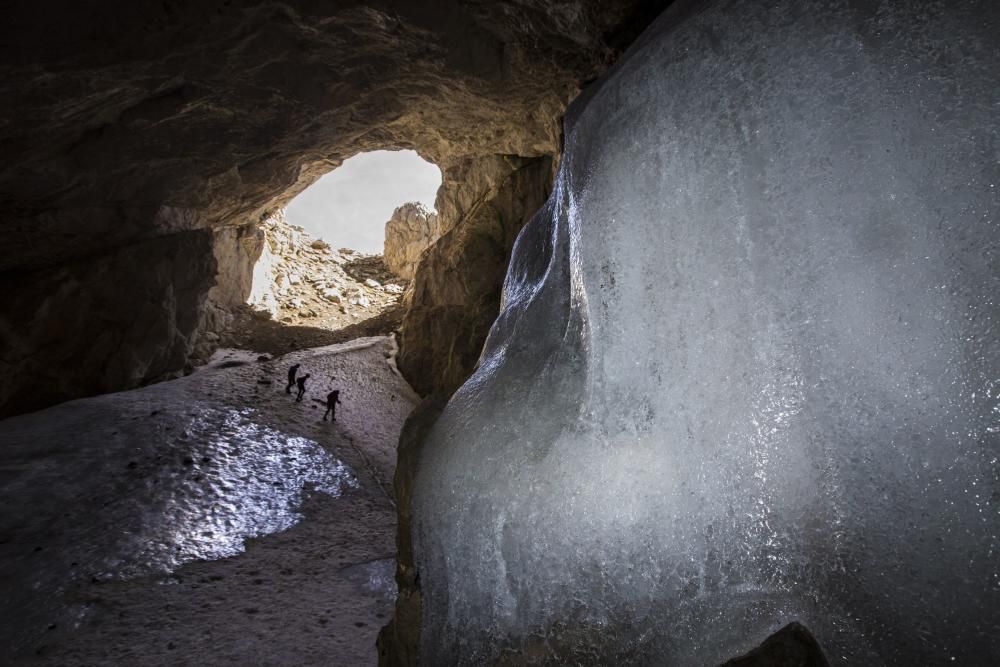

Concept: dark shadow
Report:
left=719, top=622, right=830, bottom=667
left=214, top=360, right=250, bottom=369
left=218, top=303, right=405, bottom=359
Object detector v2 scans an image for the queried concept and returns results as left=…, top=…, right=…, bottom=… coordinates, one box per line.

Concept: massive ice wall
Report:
left=411, top=0, right=1000, bottom=664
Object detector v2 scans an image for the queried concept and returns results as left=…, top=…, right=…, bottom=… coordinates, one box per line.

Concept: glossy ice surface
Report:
left=0, top=336, right=417, bottom=660
left=412, top=1, right=1000, bottom=664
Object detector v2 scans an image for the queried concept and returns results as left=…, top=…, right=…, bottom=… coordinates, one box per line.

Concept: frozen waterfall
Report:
left=410, top=0, right=1000, bottom=664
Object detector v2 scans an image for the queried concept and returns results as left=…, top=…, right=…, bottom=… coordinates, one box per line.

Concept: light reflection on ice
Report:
left=340, top=558, right=397, bottom=601
left=411, top=0, right=1000, bottom=660
left=98, top=407, right=358, bottom=579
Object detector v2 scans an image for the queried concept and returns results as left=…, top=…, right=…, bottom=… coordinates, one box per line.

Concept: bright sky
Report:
left=285, top=150, right=441, bottom=254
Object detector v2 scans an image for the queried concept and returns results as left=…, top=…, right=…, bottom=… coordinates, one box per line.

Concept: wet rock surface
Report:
left=0, top=337, right=417, bottom=665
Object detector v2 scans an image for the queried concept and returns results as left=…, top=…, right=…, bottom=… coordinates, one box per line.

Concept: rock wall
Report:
left=192, top=223, right=266, bottom=361
left=0, top=0, right=668, bottom=416
left=246, top=210, right=309, bottom=318
left=0, top=231, right=216, bottom=418
left=403, top=0, right=1000, bottom=664
left=396, top=155, right=554, bottom=397
left=384, top=203, right=440, bottom=280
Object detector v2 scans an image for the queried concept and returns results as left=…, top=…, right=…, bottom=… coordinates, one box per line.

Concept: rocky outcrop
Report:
left=403, top=0, right=1000, bottom=664
left=383, top=203, right=440, bottom=280
left=396, top=155, right=554, bottom=397
left=0, top=231, right=216, bottom=418
left=245, top=210, right=405, bottom=325
left=192, top=222, right=267, bottom=361
left=0, top=0, right=666, bottom=416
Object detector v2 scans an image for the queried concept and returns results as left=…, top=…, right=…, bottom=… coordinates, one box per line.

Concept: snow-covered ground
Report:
left=0, top=336, right=417, bottom=665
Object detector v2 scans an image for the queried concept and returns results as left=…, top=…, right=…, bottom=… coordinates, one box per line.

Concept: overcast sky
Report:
left=285, top=150, right=441, bottom=253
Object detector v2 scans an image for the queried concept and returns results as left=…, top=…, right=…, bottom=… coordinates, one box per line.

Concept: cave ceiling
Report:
left=0, top=0, right=669, bottom=272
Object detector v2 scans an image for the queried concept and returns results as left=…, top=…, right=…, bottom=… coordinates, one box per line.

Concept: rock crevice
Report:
left=397, top=154, right=555, bottom=398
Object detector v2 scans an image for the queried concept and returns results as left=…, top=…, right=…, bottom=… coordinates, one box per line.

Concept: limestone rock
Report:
left=192, top=222, right=266, bottom=362
left=383, top=203, right=441, bottom=279
left=0, top=0, right=659, bottom=274
left=397, top=155, right=554, bottom=397
left=343, top=254, right=398, bottom=286
left=376, top=396, right=449, bottom=667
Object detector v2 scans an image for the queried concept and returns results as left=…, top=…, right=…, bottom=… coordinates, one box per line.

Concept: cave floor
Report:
left=0, top=336, right=417, bottom=666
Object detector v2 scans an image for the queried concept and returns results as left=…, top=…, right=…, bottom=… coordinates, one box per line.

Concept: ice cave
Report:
left=0, top=0, right=997, bottom=665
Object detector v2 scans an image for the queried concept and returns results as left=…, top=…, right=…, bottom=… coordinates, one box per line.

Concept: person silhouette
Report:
left=323, top=390, right=342, bottom=422
left=286, top=363, right=301, bottom=394
left=295, top=374, right=311, bottom=402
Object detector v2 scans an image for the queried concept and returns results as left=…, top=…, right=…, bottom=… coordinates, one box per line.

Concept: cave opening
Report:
left=0, top=0, right=692, bottom=663
left=214, top=149, right=445, bottom=360
left=285, top=150, right=441, bottom=255
left=0, top=149, right=449, bottom=663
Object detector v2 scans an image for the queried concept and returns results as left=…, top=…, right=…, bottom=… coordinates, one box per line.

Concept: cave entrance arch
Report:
left=226, top=150, right=443, bottom=358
